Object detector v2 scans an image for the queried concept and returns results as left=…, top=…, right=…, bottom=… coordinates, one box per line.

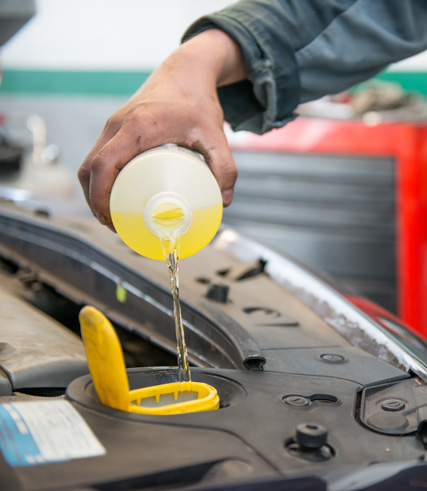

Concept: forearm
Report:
left=184, top=0, right=427, bottom=134
left=134, top=29, right=247, bottom=109
left=177, top=29, right=247, bottom=88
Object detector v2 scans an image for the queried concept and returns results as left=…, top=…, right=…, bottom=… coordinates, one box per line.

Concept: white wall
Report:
left=2, top=0, right=235, bottom=70
left=3, top=0, right=427, bottom=72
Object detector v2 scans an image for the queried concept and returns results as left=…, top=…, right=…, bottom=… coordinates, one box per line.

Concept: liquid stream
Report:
left=158, top=227, right=192, bottom=386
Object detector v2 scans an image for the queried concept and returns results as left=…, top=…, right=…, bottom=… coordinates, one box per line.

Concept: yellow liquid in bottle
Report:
left=111, top=203, right=223, bottom=260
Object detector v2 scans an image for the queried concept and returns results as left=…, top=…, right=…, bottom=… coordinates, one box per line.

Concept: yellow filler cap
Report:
left=79, top=305, right=220, bottom=415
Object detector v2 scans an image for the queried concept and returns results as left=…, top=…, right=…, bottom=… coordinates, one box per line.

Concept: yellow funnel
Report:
left=79, top=305, right=220, bottom=415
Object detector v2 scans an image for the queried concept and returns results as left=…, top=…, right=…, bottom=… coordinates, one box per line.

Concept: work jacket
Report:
left=183, top=0, right=427, bottom=134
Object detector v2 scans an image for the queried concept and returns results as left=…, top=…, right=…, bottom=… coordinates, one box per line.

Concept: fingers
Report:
left=189, top=130, right=237, bottom=207
left=78, top=117, right=120, bottom=217
left=80, top=123, right=146, bottom=225
left=79, top=106, right=160, bottom=224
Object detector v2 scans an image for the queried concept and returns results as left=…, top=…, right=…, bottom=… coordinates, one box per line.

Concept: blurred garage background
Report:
left=2, top=0, right=427, bottom=334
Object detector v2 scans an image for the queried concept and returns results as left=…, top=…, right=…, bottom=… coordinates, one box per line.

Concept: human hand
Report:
left=78, top=29, right=247, bottom=230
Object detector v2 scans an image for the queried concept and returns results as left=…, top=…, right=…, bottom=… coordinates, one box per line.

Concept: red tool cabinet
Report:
left=226, top=117, right=427, bottom=337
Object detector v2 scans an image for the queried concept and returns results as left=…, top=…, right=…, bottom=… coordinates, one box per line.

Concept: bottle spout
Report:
left=144, top=192, right=192, bottom=240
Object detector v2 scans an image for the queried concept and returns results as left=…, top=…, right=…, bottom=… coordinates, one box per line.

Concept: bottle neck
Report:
left=144, top=192, right=192, bottom=240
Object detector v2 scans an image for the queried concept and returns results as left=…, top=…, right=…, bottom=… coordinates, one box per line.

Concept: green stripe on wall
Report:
left=375, top=71, right=427, bottom=96
left=1, top=68, right=427, bottom=97
left=0, top=69, right=151, bottom=96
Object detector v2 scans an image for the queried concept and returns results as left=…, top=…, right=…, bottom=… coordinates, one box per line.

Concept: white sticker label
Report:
left=0, top=400, right=106, bottom=466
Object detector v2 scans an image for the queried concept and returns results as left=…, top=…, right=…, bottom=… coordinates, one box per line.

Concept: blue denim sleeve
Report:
left=183, top=0, right=427, bottom=134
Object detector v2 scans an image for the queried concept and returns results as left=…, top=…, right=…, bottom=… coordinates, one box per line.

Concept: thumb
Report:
left=191, top=131, right=237, bottom=207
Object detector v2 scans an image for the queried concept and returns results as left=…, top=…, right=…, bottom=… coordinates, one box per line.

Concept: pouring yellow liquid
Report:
left=110, top=144, right=223, bottom=386
left=153, top=202, right=191, bottom=384
left=112, top=202, right=222, bottom=384
left=161, top=234, right=191, bottom=384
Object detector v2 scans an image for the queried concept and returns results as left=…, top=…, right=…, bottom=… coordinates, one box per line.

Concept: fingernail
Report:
left=222, top=188, right=234, bottom=206
left=94, top=212, right=107, bottom=225
left=106, top=223, right=117, bottom=233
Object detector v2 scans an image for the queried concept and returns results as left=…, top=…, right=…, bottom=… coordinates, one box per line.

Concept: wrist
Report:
left=180, top=29, right=247, bottom=88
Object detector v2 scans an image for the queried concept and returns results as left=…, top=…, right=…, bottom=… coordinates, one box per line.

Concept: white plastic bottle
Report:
left=110, top=144, right=223, bottom=260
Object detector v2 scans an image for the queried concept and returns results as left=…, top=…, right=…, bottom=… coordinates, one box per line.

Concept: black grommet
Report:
left=295, top=423, right=328, bottom=449
left=284, top=396, right=310, bottom=407
left=381, top=398, right=405, bottom=412
left=320, top=353, right=346, bottom=364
